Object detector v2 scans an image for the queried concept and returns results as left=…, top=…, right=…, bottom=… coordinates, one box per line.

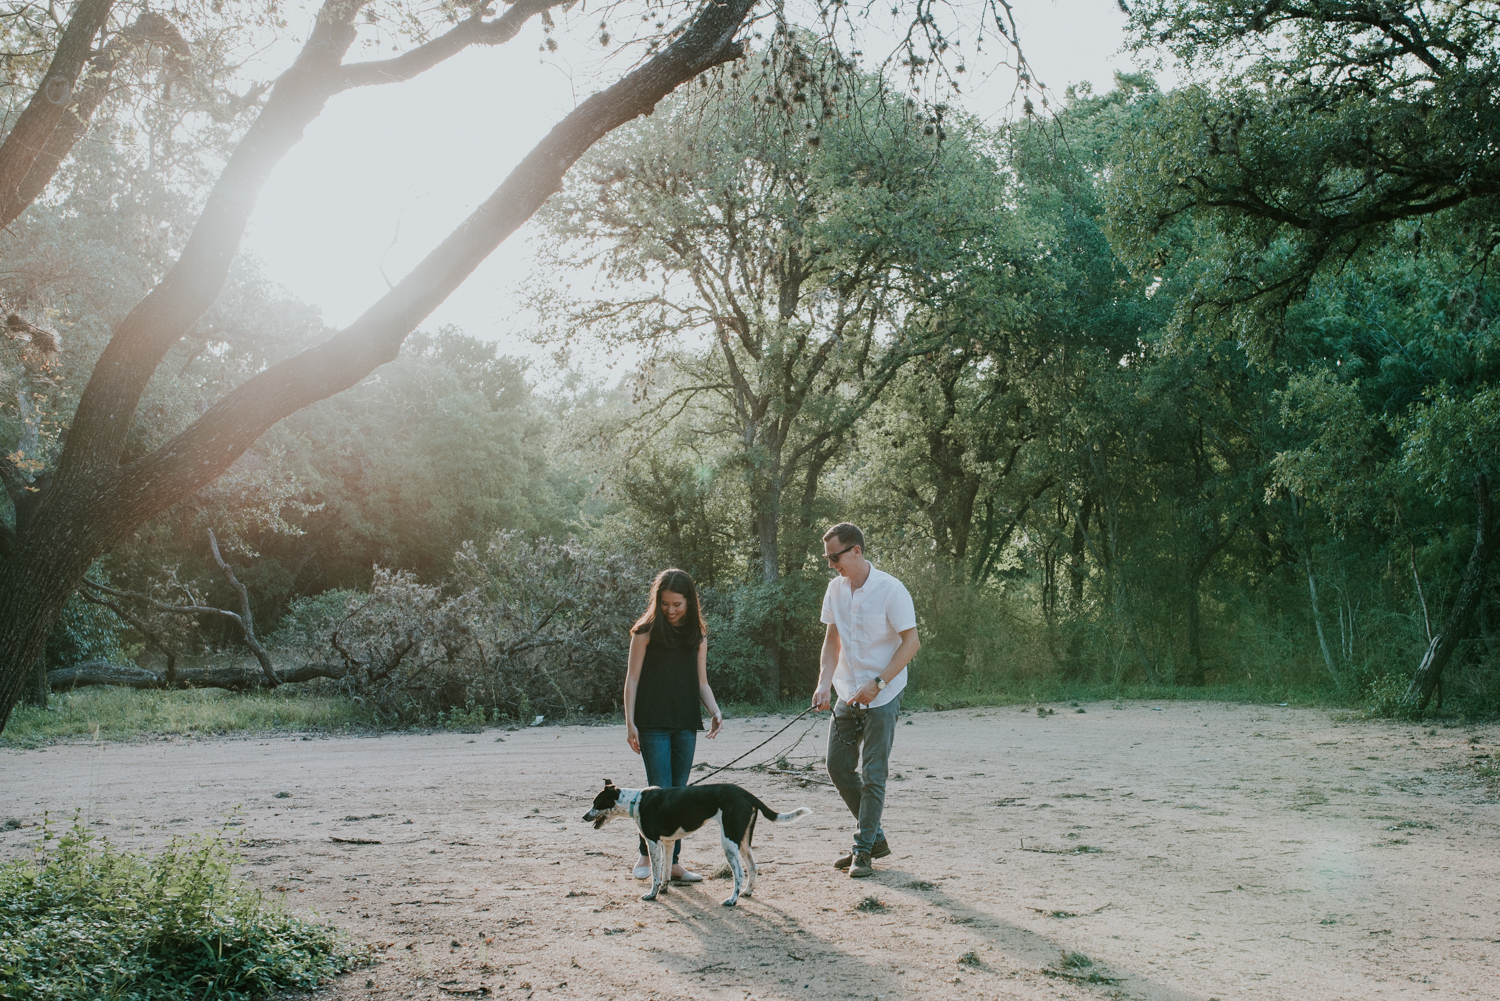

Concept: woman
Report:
left=623, top=568, right=724, bottom=881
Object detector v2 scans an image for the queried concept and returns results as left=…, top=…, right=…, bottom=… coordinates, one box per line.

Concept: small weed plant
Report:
left=0, top=814, right=358, bottom=999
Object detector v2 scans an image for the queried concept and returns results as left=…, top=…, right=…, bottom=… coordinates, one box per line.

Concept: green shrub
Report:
left=264, top=590, right=364, bottom=649
left=1362, top=672, right=1418, bottom=719
left=0, top=815, right=358, bottom=1000
left=45, top=592, right=127, bottom=671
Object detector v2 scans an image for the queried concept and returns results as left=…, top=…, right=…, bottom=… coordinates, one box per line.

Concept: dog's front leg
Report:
left=642, top=839, right=665, bottom=901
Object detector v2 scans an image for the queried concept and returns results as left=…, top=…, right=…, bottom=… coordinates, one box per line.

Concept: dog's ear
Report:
left=602, top=778, right=612, bottom=788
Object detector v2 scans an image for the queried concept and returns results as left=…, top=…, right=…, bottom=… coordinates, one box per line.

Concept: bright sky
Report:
left=242, top=1, right=1150, bottom=371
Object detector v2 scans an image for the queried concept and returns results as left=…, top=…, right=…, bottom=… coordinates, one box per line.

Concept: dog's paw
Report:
left=740, top=890, right=753, bottom=898
left=641, top=892, right=658, bottom=902
left=721, top=897, right=738, bottom=907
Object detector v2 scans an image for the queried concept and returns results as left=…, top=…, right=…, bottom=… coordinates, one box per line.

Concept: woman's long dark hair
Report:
left=633, top=568, right=707, bottom=649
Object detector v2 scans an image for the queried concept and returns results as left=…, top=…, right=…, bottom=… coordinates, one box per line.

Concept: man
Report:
left=812, top=522, right=920, bottom=878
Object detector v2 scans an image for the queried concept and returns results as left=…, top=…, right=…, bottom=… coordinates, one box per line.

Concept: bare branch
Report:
left=335, top=0, right=567, bottom=90
left=207, top=528, right=278, bottom=686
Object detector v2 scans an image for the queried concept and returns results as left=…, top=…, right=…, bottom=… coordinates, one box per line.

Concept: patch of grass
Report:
left=854, top=896, right=886, bottom=912
left=0, top=813, right=359, bottom=999
left=1059, top=950, right=1093, bottom=969
left=1, top=688, right=380, bottom=746
left=957, top=951, right=982, bottom=967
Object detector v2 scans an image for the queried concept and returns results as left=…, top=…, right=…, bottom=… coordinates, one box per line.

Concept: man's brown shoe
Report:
left=848, top=852, right=874, bottom=877
left=834, top=838, right=890, bottom=869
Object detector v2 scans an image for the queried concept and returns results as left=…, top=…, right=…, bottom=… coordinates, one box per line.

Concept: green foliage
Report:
left=44, top=592, right=127, bottom=671
left=0, top=814, right=357, bottom=999
left=1362, top=673, right=1421, bottom=720
left=1111, top=2, right=1500, bottom=346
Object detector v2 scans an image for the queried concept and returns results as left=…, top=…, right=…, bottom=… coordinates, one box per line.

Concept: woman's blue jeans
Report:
left=637, top=728, right=697, bottom=863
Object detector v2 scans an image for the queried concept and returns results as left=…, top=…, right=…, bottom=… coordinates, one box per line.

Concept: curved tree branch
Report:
left=109, top=0, right=756, bottom=526
left=335, top=0, right=567, bottom=90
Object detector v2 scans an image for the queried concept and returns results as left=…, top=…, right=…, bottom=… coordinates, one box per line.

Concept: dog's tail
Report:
left=754, top=798, right=812, bottom=824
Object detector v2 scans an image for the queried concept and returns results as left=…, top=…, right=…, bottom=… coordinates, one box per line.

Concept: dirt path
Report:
left=4, top=702, right=1498, bottom=1001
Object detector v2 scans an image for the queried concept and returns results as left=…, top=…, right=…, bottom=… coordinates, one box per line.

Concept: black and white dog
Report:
left=583, top=780, right=811, bottom=906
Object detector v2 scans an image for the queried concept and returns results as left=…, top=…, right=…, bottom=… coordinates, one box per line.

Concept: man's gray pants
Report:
left=826, top=695, right=901, bottom=855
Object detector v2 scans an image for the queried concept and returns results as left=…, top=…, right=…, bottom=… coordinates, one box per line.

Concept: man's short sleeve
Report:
left=886, top=580, right=917, bottom=633
left=821, top=578, right=837, bottom=625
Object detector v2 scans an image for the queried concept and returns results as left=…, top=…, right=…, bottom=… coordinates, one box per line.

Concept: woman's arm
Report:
left=623, top=631, right=649, bottom=754
left=696, top=637, right=723, bottom=739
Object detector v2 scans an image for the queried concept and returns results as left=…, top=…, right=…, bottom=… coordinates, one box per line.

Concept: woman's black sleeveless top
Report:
left=633, top=629, right=702, bottom=731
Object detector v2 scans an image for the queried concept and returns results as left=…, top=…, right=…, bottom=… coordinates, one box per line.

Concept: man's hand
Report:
left=851, top=679, right=880, bottom=706
left=626, top=727, right=641, bottom=754
left=812, top=685, right=833, bottom=711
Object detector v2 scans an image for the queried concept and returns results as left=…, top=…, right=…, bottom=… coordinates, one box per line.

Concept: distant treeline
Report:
left=7, top=2, right=1499, bottom=718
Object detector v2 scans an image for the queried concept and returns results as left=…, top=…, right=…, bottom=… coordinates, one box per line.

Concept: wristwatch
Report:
left=876, top=678, right=888, bottom=691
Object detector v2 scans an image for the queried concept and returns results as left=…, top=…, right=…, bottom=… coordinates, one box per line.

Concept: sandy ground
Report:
left=3, top=701, right=1498, bottom=1001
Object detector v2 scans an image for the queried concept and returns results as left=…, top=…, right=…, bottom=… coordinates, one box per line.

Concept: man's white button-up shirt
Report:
left=820, top=566, right=917, bottom=708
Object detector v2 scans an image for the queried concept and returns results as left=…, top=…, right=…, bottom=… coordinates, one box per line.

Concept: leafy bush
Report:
left=1363, top=672, right=1418, bottom=719
left=264, top=590, right=364, bottom=650
left=44, top=592, right=128, bottom=671
left=0, top=815, right=357, bottom=999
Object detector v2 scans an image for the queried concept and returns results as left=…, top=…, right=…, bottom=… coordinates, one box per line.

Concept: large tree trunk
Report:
left=0, top=0, right=756, bottom=732
left=21, top=651, right=47, bottom=708
left=1404, top=475, right=1496, bottom=712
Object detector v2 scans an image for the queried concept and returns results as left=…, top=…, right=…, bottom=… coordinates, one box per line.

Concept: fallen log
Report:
left=49, top=660, right=350, bottom=692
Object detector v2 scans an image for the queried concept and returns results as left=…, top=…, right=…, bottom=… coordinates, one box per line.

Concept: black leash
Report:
left=688, top=706, right=819, bottom=785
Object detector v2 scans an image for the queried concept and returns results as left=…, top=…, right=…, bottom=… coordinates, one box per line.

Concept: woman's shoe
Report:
left=632, top=864, right=652, bottom=879
left=672, top=869, right=703, bottom=883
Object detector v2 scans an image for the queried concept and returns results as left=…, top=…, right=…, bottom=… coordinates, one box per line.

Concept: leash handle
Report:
left=688, top=705, right=818, bottom=785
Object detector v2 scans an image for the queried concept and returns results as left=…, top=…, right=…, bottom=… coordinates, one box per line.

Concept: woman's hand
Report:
left=626, top=727, right=641, bottom=754
left=706, top=713, right=723, bottom=739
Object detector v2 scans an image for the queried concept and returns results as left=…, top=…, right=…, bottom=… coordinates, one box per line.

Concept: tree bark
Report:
left=0, top=0, right=756, bottom=732
left=21, top=651, right=47, bottom=708
left=1403, top=474, right=1496, bottom=712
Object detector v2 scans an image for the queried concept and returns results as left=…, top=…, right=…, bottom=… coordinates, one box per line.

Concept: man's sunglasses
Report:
left=825, top=544, right=858, bottom=564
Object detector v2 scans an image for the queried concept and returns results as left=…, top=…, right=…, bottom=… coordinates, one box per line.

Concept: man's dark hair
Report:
left=822, top=522, right=865, bottom=550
